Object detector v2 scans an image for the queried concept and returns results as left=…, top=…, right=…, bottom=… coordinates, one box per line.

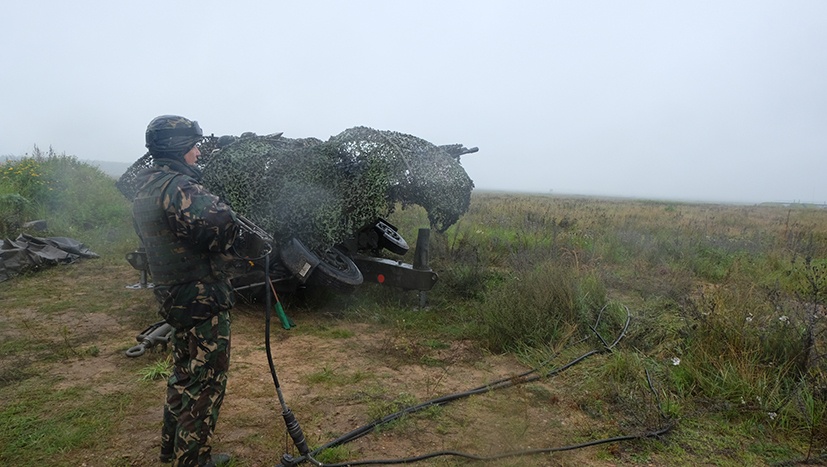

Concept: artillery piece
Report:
left=118, top=126, right=476, bottom=355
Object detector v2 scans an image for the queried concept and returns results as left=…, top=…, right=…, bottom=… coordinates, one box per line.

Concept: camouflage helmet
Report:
left=145, top=115, right=203, bottom=159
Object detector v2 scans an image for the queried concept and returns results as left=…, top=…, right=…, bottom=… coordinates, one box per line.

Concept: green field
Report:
left=1, top=154, right=825, bottom=466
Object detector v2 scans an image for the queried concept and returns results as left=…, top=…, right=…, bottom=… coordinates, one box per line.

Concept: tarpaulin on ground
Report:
left=0, top=234, right=98, bottom=283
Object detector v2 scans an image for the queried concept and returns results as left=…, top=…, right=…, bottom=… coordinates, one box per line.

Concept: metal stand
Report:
left=125, top=247, right=154, bottom=289
left=414, top=228, right=430, bottom=309
left=126, top=269, right=154, bottom=289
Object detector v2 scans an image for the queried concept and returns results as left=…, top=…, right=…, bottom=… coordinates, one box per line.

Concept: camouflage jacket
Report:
left=133, top=158, right=240, bottom=329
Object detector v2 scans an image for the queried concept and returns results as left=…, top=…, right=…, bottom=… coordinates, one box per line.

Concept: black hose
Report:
left=306, top=347, right=602, bottom=457
left=267, top=297, right=670, bottom=467
left=311, top=424, right=674, bottom=466
left=271, top=305, right=671, bottom=467
left=311, top=307, right=631, bottom=454
left=232, top=218, right=313, bottom=460
left=264, top=253, right=310, bottom=456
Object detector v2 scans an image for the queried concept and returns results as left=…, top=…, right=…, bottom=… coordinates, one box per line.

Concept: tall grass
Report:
left=474, top=260, right=607, bottom=352
left=674, top=280, right=805, bottom=408
left=385, top=191, right=827, bottom=458
left=0, top=146, right=133, bottom=256
left=1, top=153, right=825, bottom=463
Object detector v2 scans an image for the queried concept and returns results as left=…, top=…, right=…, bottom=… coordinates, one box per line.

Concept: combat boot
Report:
left=159, top=447, right=173, bottom=463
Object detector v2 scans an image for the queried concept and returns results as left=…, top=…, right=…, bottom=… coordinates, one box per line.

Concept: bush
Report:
left=0, top=193, right=34, bottom=237
left=0, top=148, right=132, bottom=252
left=0, top=156, right=50, bottom=204
left=475, top=260, right=607, bottom=352
left=674, top=281, right=809, bottom=414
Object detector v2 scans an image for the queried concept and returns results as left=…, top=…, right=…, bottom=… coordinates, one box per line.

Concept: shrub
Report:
left=0, top=156, right=50, bottom=205
left=0, top=193, right=33, bottom=237
left=674, top=281, right=808, bottom=413
left=475, top=260, right=607, bottom=352
left=0, top=148, right=132, bottom=253
left=38, top=155, right=131, bottom=234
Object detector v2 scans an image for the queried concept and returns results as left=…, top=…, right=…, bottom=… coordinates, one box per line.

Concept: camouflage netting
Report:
left=117, top=126, right=475, bottom=251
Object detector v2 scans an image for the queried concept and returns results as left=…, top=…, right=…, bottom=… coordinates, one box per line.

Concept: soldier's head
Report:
left=145, top=115, right=203, bottom=164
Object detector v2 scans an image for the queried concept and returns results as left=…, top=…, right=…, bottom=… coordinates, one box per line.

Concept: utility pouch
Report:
left=156, top=283, right=220, bottom=331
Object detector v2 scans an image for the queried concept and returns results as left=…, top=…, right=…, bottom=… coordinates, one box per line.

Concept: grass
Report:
left=137, top=355, right=173, bottom=381
left=1, top=157, right=827, bottom=465
left=366, top=392, right=419, bottom=430
left=304, top=366, right=368, bottom=387
left=403, top=192, right=827, bottom=463
left=0, top=377, right=132, bottom=465
left=312, top=444, right=356, bottom=464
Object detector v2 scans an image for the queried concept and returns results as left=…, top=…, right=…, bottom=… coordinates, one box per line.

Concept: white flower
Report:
left=779, top=315, right=789, bottom=324
left=745, top=315, right=753, bottom=323
left=768, top=412, right=777, bottom=420
left=671, top=357, right=681, bottom=366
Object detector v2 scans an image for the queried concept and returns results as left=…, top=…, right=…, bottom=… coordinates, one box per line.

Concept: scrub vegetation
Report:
left=0, top=155, right=825, bottom=466
left=0, top=147, right=133, bottom=248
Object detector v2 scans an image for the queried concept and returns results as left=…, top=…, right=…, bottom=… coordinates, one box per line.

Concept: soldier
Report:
left=133, top=115, right=240, bottom=467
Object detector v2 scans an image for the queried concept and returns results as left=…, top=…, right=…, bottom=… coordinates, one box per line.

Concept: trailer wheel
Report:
left=309, top=247, right=363, bottom=292
left=375, top=221, right=409, bottom=255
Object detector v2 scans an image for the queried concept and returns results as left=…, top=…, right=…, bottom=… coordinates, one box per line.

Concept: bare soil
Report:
left=2, top=262, right=662, bottom=467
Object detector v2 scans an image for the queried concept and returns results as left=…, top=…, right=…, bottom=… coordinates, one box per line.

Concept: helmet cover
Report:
left=145, top=115, right=203, bottom=159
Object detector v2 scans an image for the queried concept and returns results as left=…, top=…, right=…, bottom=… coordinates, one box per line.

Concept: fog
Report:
left=2, top=1, right=826, bottom=204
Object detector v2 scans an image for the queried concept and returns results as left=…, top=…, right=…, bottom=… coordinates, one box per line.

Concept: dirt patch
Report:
left=1, top=263, right=656, bottom=466
left=89, top=312, right=626, bottom=467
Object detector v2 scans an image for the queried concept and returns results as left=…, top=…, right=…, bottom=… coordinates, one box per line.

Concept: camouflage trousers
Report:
left=161, top=310, right=231, bottom=467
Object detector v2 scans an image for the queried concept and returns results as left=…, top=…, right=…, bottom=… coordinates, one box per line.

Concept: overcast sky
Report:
left=2, top=1, right=825, bottom=204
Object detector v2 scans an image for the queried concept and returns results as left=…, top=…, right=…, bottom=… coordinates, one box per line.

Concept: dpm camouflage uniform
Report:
left=132, top=157, right=239, bottom=467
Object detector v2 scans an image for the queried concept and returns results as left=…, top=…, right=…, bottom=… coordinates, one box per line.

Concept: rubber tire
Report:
left=375, top=222, right=409, bottom=255
left=308, top=247, right=363, bottom=293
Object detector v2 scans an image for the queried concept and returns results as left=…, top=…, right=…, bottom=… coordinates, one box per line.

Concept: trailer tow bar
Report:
left=125, top=320, right=173, bottom=357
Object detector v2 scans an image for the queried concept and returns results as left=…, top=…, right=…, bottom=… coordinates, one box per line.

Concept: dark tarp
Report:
left=0, top=234, right=99, bottom=283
